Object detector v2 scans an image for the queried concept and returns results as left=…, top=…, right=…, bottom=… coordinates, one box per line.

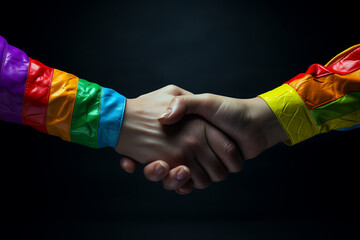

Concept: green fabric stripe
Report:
left=310, top=91, right=360, bottom=125
left=70, top=78, right=103, bottom=148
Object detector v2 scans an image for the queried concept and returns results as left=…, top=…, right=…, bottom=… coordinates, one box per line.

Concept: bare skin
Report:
left=120, top=86, right=289, bottom=194
left=115, top=85, right=243, bottom=193
left=159, top=94, right=289, bottom=160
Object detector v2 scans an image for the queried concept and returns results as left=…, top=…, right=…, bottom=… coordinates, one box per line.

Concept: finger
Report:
left=195, top=134, right=229, bottom=182
left=143, top=161, right=170, bottom=182
left=162, top=165, right=191, bottom=190
left=187, top=158, right=212, bottom=189
left=120, top=157, right=138, bottom=173
left=175, top=179, right=193, bottom=195
left=158, top=94, right=218, bottom=125
left=205, top=124, right=244, bottom=173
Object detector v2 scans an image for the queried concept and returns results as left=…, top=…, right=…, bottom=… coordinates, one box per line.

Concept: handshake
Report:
left=115, top=85, right=288, bottom=194
left=1, top=35, right=357, bottom=195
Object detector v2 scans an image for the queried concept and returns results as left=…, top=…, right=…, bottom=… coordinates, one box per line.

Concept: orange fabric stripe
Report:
left=288, top=68, right=360, bottom=110
left=46, top=69, right=78, bottom=142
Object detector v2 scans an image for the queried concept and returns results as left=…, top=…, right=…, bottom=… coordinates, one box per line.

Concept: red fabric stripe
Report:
left=22, top=58, right=54, bottom=133
left=286, top=46, right=360, bottom=84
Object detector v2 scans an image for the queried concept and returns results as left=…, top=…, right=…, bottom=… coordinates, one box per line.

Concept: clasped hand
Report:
left=116, top=85, right=288, bottom=194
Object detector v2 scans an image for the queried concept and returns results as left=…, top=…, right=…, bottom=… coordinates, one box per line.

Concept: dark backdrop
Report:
left=1, top=0, right=359, bottom=239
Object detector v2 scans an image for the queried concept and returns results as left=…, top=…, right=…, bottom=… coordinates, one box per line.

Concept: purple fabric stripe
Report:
left=0, top=36, right=6, bottom=70
left=0, top=36, right=29, bottom=124
left=0, top=36, right=6, bottom=120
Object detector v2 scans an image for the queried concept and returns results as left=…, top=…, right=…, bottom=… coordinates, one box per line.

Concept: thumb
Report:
left=158, top=94, right=217, bottom=125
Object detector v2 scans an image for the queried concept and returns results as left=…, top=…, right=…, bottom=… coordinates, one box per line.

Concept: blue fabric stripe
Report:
left=98, top=87, right=126, bottom=148
left=335, top=124, right=360, bottom=131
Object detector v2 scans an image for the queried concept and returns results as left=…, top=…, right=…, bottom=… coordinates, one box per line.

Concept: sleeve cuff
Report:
left=98, top=88, right=126, bottom=148
left=259, top=84, right=319, bottom=145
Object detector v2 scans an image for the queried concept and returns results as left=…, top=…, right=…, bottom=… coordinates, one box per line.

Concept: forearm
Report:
left=0, top=35, right=126, bottom=148
left=259, top=44, right=360, bottom=145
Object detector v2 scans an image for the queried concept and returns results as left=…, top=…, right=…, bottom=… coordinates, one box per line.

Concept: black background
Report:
left=1, top=0, right=360, bottom=239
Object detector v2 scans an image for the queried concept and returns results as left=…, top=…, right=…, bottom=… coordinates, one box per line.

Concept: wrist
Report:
left=115, top=98, right=136, bottom=155
left=115, top=96, right=163, bottom=161
left=246, top=97, right=289, bottom=149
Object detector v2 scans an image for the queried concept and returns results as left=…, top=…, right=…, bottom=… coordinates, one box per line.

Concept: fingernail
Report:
left=177, top=167, right=190, bottom=181
left=159, top=108, right=172, bottom=119
left=155, top=162, right=166, bottom=175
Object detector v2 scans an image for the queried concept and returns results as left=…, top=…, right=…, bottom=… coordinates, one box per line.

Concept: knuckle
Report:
left=165, top=84, right=179, bottom=93
left=223, top=142, right=238, bottom=158
left=184, top=133, right=201, bottom=149
left=222, top=142, right=244, bottom=173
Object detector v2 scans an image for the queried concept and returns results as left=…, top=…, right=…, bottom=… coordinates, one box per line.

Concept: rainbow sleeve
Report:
left=259, top=44, right=360, bottom=145
left=0, top=35, right=126, bottom=148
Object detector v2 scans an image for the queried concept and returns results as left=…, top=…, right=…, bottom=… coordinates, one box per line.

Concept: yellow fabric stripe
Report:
left=259, top=84, right=319, bottom=145
left=46, top=69, right=79, bottom=142
left=324, top=44, right=360, bottom=67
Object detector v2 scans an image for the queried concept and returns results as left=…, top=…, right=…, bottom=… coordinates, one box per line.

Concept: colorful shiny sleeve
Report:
left=0, top=35, right=126, bottom=148
left=259, top=44, right=360, bottom=145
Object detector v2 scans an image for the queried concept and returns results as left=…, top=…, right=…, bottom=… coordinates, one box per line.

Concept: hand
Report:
left=115, top=85, right=243, bottom=193
left=158, top=92, right=289, bottom=160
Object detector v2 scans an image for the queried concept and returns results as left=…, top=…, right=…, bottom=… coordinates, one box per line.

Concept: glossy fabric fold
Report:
left=287, top=69, right=360, bottom=110
left=70, top=78, right=102, bottom=148
left=259, top=84, right=318, bottom=145
left=0, top=35, right=127, bottom=149
left=0, top=36, right=29, bottom=124
left=260, top=44, right=360, bottom=145
left=46, top=69, right=78, bottom=142
left=98, top=87, right=126, bottom=148
left=23, top=58, right=54, bottom=133
left=309, top=91, right=360, bottom=125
